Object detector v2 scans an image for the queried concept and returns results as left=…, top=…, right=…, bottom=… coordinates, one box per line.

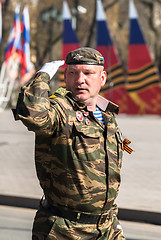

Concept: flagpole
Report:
left=72, top=0, right=79, bottom=30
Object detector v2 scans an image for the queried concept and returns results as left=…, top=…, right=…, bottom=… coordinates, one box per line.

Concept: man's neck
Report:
left=87, top=105, right=96, bottom=112
left=85, top=96, right=98, bottom=112
left=72, top=95, right=97, bottom=111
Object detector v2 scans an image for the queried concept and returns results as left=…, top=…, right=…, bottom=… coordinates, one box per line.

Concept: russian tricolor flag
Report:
left=96, top=0, right=128, bottom=113
left=96, top=0, right=118, bottom=69
left=5, top=4, right=21, bottom=62
left=61, top=1, right=80, bottom=61
left=20, top=5, right=32, bottom=77
left=128, top=0, right=151, bottom=70
left=59, top=1, right=80, bottom=87
left=127, top=0, right=161, bottom=114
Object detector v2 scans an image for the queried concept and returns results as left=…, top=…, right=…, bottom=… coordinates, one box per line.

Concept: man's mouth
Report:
left=76, top=87, right=87, bottom=91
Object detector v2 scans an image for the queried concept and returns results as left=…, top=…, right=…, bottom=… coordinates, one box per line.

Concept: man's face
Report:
left=64, top=64, right=106, bottom=107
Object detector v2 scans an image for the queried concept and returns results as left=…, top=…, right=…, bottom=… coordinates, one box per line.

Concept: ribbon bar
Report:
left=123, top=138, right=134, bottom=154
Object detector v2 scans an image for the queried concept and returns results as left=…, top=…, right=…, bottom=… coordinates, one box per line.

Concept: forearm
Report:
left=22, top=72, right=50, bottom=114
left=14, top=72, right=55, bottom=134
left=13, top=60, right=65, bottom=134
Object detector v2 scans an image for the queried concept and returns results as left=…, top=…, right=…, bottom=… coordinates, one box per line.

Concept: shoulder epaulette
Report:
left=55, top=88, right=70, bottom=97
left=49, top=88, right=71, bottom=99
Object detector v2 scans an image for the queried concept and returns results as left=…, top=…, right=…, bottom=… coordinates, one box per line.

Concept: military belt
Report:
left=41, top=200, right=110, bottom=225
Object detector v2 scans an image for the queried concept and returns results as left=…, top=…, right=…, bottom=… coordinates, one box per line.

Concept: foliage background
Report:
left=1, top=0, right=161, bottom=73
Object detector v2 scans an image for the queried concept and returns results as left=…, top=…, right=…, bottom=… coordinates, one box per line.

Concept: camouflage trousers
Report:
left=32, top=205, right=125, bottom=240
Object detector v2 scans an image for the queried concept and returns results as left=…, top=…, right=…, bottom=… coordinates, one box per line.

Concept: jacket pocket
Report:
left=72, top=122, right=101, bottom=161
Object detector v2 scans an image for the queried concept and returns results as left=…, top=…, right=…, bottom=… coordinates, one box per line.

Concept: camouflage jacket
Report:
left=14, top=72, right=123, bottom=214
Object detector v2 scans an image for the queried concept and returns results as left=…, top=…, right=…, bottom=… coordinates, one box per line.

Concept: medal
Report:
left=83, top=111, right=89, bottom=117
left=85, top=118, right=90, bottom=125
left=76, top=111, right=84, bottom=122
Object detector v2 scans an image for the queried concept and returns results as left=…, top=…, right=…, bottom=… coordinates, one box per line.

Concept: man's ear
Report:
left=101, top=70, right=107, bottom=87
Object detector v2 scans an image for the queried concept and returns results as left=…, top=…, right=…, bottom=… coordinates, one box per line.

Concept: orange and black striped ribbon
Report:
left=123, top=138, right=134, bottom=154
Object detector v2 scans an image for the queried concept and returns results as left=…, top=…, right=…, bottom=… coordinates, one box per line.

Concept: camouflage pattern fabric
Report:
left=14, top=72, right=124, bottom=239
left=32, top=204, right=125, bottom=240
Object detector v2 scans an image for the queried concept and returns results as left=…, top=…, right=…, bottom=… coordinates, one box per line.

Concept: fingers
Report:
left=37, top=60, right=65, bottom=80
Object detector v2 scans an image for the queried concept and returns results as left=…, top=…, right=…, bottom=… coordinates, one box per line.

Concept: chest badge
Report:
left=76, top=111, right=84, bottom=122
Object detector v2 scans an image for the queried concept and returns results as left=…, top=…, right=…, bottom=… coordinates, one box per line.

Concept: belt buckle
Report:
left=98, top=213, right=108, bottom=226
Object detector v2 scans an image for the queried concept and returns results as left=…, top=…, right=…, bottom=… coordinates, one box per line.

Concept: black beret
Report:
left=65, top=47, right=104, bottom=66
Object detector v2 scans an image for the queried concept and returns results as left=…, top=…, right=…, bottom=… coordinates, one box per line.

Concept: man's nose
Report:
left=76, top=72, right=85, bottom=84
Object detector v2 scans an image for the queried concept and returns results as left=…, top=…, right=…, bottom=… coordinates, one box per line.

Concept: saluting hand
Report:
left=37, top=60, right=65, bottom=80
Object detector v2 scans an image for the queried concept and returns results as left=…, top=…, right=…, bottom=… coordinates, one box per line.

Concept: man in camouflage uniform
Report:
left=13, top=47, right=126, bottom=239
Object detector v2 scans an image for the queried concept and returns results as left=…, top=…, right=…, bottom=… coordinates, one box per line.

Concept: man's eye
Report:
left=85, top=72, right=92, bottom=75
